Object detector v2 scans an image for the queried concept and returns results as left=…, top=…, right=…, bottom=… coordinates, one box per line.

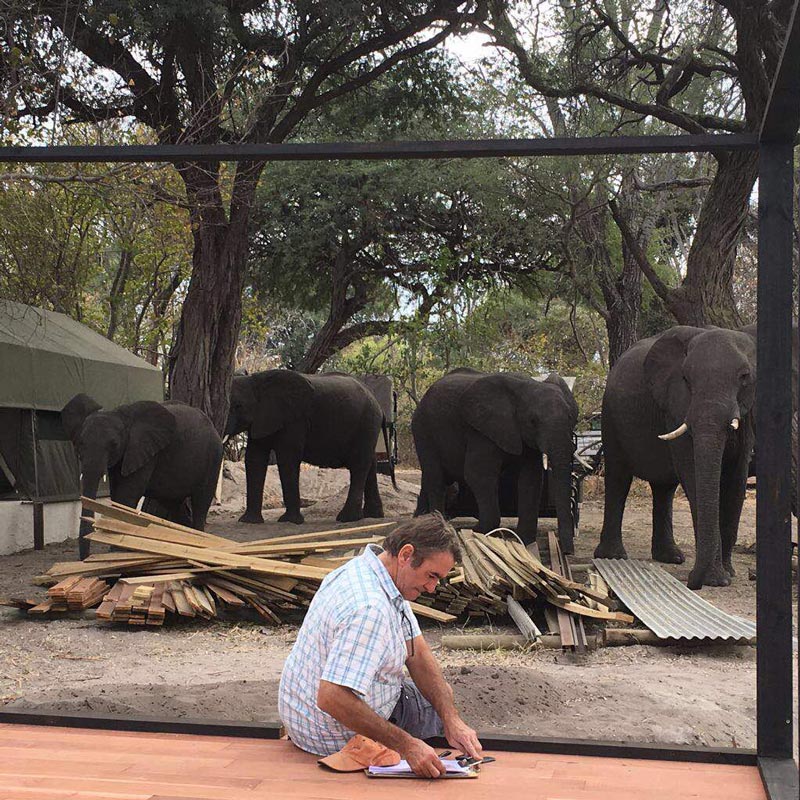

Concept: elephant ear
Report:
left=644, top=327, right=704, bottom=415
left=544, top=372, right=579, bottom=425
left=61, top=394, right=102, bottom=442
left=462, top=374, right=523, bottom=455
left=249, top=370, right=314, bottom=439
left=118, top=402, right=177, bottom=476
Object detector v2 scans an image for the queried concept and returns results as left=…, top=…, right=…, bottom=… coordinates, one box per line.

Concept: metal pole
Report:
left=756, top=141, right=794, bottom=759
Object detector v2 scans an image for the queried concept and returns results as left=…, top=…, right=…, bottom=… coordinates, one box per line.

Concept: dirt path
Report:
left=0, top=471, right=796, bottom=751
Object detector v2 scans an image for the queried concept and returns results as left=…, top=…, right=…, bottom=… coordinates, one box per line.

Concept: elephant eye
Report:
left=739, top=371, right=751, bottom=385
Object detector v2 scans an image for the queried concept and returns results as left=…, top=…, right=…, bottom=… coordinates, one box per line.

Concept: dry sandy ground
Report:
left=0, top=466, right=797, bottom=753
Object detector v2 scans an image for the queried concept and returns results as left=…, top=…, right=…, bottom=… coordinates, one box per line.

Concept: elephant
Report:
left=411, top=368, right=579, bottom=552
left=594, top=325, right=757, bottom=589
left=61, top=394, right=224, bottom=557
left=225, top=370, right=392, bottom=524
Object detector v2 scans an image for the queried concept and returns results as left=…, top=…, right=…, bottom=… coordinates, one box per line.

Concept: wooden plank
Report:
left=120, top=570, right=218, bottom=584
left=85, top=531, right=331, bottom=581
left=219, top=522, right=392, bottom=549
left=231, top=535, right=383, bottom=557
left=203, top=582, right=247, bottom=607
left=409, top=601, right=456, bottom=623
left=169, top=583, right=194, bottom=617
left=89, top=516, right=229, bottom=549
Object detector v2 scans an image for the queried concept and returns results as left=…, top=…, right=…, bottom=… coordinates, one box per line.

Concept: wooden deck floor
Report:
left=0, top=723, right=767, bottom=800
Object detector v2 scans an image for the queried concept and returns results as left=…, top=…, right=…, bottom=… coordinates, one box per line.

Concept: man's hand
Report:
left=444, top=716, right=483, bottom=760
left=401, top=737, right=446, bottom=778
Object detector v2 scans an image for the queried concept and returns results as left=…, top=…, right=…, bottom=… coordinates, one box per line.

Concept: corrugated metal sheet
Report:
left=593, top=559, right=757, bottom=642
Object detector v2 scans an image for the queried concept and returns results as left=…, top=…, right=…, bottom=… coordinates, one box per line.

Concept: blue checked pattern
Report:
left=278, top=544, right=421, bottom=755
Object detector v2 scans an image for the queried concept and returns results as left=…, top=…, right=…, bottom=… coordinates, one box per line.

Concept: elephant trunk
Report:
left=689, top=428, right=726, bottom=588
left=78, top=463, right=105, bottom=559
left=549, top=461, right=575, bottom=556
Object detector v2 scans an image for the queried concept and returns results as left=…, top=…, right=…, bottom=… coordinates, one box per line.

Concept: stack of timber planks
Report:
left=417, top=529, right=634, bottom=627
left=14, top=499, right=631, bottom=631
left=25, top=499, right=455, bottom=627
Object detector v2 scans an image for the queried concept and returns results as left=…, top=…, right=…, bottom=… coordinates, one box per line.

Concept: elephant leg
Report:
left=277, top=454, right=304, bottom=524
left=650, top=482, right=684, bottom=563
left=240, top=440, right=270, bottom=524
left=594, top=453, right=632, bottom=560
left=464, top=441, right=503, bottom=534
left=111, top=477, right=150, bottom=511
left=362, top=460, right=384, bottom=520
left=515, top=456, right=544, bottom=545
left=337, top=445, right=375, bottom=522
left=157, top=498, right=190, bottom=525
left=418, top=460, right=447, bottom=516
left=189, top=450, right=221, bottom=532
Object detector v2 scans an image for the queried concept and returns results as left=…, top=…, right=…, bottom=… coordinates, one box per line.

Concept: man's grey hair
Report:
left=382, top=512, right=461, bottom=566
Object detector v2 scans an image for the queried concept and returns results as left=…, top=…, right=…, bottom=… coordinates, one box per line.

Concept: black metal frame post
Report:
left=755, top=139, right=795, bottom=759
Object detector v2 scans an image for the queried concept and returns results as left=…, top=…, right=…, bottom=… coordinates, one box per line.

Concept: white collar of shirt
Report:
left=362, top=543, right=404, bottom=606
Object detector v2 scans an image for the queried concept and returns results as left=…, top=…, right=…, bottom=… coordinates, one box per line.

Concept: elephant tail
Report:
left=382, top=415, right=398, bottom=490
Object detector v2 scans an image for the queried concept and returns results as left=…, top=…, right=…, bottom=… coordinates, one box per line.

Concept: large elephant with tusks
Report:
left=595, top=326, right=757, bottom=589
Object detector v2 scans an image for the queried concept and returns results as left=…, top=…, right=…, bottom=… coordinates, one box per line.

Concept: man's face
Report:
left=395, top=547, right=455, bottom=601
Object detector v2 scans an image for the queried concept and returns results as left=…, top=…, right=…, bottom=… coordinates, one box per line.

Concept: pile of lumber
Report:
left=26, top=576, right=110, bottom=615
left=420, top=530, right=633, bottom=625
left=25, top=499, right=456, bottom=626
left=12, top=499, right=631, bottom=631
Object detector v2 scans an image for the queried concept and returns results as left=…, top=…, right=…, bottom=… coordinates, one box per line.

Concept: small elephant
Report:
left=225, top=370, right=391, bottom=524
left=594, top=326, right=757, bottom=589
left=61, top=394, right=223, bottom=557
left=411, top=368, right=579, bottom=552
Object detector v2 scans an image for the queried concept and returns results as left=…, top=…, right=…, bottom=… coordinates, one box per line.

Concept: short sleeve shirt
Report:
left=278, top=544, right=421, bottom=755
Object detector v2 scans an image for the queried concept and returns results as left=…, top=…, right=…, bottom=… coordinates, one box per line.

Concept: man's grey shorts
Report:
left=389, top=679, right=444, bottom=740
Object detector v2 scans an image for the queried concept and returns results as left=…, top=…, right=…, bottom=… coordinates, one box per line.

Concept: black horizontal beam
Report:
left=760, top=0, right=800, bottom=143
left=0, top=134, right=757, bottom=164
left=0, top=708, right=284, bottom=739
left=427, top=731, right=757, bottom=765
left=0, top=709, right=757, bottom=765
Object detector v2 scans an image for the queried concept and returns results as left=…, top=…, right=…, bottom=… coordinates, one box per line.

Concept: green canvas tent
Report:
left=0, top=301, right=163, bottom=502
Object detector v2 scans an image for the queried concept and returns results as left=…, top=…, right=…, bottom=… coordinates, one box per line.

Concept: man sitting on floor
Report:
left=278, top=512, right=482, bottom=778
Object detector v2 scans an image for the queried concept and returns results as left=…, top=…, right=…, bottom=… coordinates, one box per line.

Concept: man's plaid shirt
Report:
left=278, top=543, right=421, bottom=755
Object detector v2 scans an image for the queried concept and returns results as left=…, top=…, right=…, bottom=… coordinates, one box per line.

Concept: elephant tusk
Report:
left=730, top=418, right=739, bottom=430
left=542, top=454, right=548, bottom=471
left=222, top=434, right=230, bottom=444
left=575, top=453, right=594, bottom=472
left=658, top=422, right=688, bottom=441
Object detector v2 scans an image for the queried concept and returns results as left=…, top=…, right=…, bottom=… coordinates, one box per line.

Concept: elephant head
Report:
left=61, top=394, right=177, bottom=503
left=644, top=326, right=756, bottom=587
left=462, top=371, right=579, bottom=550
left=226, top=370, right=314, bottom=439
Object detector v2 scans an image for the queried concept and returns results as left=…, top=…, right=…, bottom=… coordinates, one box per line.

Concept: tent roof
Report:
left=0, top=301, right=163, bottom=412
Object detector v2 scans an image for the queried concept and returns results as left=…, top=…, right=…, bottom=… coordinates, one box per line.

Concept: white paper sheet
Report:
left=367, top=759, right=471, bottom=775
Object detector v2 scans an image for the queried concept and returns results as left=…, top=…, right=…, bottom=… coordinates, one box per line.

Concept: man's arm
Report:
left=405, top=634, right=482, bottom=758
left=317, top=680, right=446, bottom=778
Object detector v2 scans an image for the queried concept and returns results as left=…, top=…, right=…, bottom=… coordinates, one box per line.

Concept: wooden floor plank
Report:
left=0, top=724, right=767, bottom=800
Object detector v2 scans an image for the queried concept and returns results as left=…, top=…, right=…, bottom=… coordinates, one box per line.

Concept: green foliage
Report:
left=0, top=129, right=192, bottom=364
left=333, top=286, right=608, bottom=464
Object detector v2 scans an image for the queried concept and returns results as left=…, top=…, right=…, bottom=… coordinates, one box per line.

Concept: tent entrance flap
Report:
left=0, top=409, right=81, bottom=501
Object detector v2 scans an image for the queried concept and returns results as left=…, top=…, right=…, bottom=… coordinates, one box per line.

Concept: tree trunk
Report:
left=168, top=164, right=258, bottom=433
left=106, top=247, right=132, bottom=341
left=572, top=187, right=642, bottom=366
left=602, top=203, right=643, bottom=365
left=676, top=151, right=759, bottom=327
